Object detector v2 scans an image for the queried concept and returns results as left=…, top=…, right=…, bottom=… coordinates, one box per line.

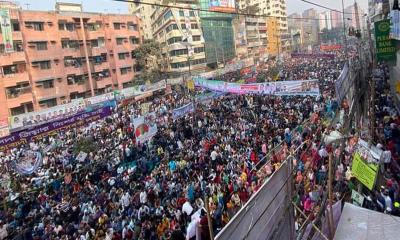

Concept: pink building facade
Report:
left=0, top=3, right=141, bottom=124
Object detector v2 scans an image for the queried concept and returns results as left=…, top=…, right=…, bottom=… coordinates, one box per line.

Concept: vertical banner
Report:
left=374, top=19, right=396, bottom=62
left=0, top=8, right=14, bottom=53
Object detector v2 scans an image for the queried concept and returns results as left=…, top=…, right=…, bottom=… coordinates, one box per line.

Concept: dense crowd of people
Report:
left=0, top=54, right=358, bottom=240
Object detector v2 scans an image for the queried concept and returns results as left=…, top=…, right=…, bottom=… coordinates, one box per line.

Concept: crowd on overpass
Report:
left=0, top=54, right=350, bottom=240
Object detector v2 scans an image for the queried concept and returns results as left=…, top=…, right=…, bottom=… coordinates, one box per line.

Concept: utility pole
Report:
left=341, top=0, right=349, bottom=56
left=327, top=154, right=335, bottom=240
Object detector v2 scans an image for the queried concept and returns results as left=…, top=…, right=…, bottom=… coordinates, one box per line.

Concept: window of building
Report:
left=11, top=20, right=20, bottom=31
left=191, top=58, right=206, bottom=65
left=120, top=66, right=132, bottom=75
left=91, top=37, right=105, bottom=47
left=113, top=22, right=122, bottom=29
left=39, top=98, right=57, bottom=108
left=33, top=61, right=51, bottom=70
left=194, top=47, right=204, bottom=53
left=127, top=23, right=137, bottom=31
left=35, top=41, right=48, bottom=51
left=116, top=38, right=125, bottom=45
left=130, top=37, right=139, bottom=44
left=166, top=24, right=178, bottom=33
left=189, top=11, right=195, bottom=17
left=179, top=10, right=184, bottom=17
left=2, top=64, right=19, bottom=75
left=170, top=62, right=187, bottom=69
left=10, top=102, right=34, bottom=116
left=192, top=35, right=201, bottom=41
left=87, top=22, right=101, bottom=31
left=25, top=22, right=44, bottom=31
left=118, top=52, right=127, bottom=60
left=6, top=82, right=31, bottom=99
left=170, top=48, right=188, bottom=57
left=41, top=79, right=54, bottom=89
left=164, top=10, right=172, bottom=20
left=181, top=24, right=186, bottom=29
left=191, top=23, right=198, bottom=29
left=92, top=54, right=107, bottom=64
left=167, top=36, right=182, bottom=45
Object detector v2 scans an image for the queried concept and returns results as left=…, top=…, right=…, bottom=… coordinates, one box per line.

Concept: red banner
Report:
left=320, top=44, right=342, bottom=51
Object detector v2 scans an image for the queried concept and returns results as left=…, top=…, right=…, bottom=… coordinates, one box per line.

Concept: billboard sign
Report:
left=375, top=19, right=396, bottom=61
left=209, top=0, right=236, bottom=13
left=0, top=8, right=14, bottom=53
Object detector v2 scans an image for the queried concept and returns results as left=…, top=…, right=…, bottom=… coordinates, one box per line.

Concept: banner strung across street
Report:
left=9, top=99, right=86, bottom=130
left=172, top=102, right=195, bottom=120
left=291, top=53, right=335, bottom=59
left=320, top=44, right=342, bottom=51
left=118, top=80, right=166, bottom=99
left=194, top=78, right=320, bottom=96
left=0, top=107, right=112, bottom=151
left=133, top=112, right=158, bottom=143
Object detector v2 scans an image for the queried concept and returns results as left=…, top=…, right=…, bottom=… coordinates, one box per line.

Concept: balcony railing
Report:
left=6, top=86, right=32, bottom=99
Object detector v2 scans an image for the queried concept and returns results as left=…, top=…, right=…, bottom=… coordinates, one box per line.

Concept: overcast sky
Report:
left=14, top=0, right=368, bottom=14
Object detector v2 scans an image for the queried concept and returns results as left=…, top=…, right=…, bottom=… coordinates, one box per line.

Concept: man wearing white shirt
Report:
left=182, top=200, right=193, bottom=216
left=140, top=190, right=147, bottom=204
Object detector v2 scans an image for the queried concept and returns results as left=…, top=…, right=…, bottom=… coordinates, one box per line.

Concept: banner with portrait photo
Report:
left=194, top=78, right=320, bottom=96
left=12, top=150, right=42, bottom=175
left=133, top=112, right=158, bottom=143
left=9, top=99, right=86, bottom=130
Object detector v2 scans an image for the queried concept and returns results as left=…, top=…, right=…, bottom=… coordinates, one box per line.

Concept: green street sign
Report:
left=374, top=19, right=397, bottom=62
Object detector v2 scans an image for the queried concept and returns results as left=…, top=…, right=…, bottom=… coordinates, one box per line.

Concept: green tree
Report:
left=132, top=40, right=167, bottom=84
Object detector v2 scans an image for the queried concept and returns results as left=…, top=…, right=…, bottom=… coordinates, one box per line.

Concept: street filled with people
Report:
left=0, top=51, right=398, bottom=240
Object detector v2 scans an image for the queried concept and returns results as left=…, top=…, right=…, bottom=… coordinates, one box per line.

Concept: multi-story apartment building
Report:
left=151, top=4, right=207, bottom=76
left=233, top=16, right=268, bottom=61
left=239, top=0, right=288, bottom=53
left=129, top=0, right=155, bottom=40
left=0, top=2, right=141, bottom=121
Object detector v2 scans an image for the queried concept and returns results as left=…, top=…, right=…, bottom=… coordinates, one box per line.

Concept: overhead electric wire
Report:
left=299, top=0, right=352, bottom=15
left=112, top=0, right=351, bottom=21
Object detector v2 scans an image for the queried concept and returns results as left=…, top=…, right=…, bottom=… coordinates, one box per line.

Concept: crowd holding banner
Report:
left=132, top=112, right=158, bottom=143
left=172, top=102, right=195, bottom=120
left=0, top=107, right=112, bottom=151
left=291, top=53, right=335, bottom=59
left=194, top=78, right=320, bottom=96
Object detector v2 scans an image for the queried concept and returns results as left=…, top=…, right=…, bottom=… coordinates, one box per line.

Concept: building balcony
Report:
left=30, top=68, right=59, bottom=82
left=95, top=76, right=113, bottom=89
left=1, top=72, right=30, bottom=88
left=59, top=30, right=79, bottom=40
left=116, top=58, right=134, bottom=68
left=64, top=66, right=87, bottom=76
left=0, top=51, right=26, bottom=66
left=6, top=90, right=34, bottom=109
left=67, top=82, right=91, bottom=94
left=91, top=46, right=107, bottom=56
left=86, top=30, right=106, bottom=40
left=93, top=61, right=110, bottom=73
left=117, top=72, right=134, bottom=84
left=33, top=86, right=63, bottom=101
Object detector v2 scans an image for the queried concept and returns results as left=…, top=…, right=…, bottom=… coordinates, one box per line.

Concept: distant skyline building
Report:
left=319, top=11, right=332, bottom=31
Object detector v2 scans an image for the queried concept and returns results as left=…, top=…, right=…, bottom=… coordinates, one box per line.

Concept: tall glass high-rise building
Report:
left=198, top=0, right=236, bottom=67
